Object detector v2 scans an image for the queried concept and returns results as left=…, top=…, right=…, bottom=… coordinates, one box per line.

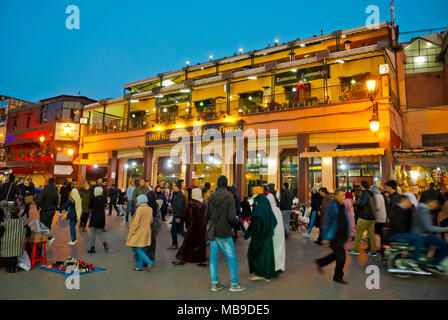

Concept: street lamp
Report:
left=67, top=149, right=74, bottom=156
left=39, top=136, right=45, bottom=143
left=367, top=79, right=379, bottom=133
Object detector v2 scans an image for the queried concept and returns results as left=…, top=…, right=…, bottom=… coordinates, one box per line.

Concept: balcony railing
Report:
left=83, top=83, right=383, bottom=136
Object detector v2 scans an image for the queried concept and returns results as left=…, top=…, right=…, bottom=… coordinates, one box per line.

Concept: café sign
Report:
left=274, top=66, right=329, bottom=86
left=145, top=120, right=244, bottom=146
left=156, top=92, right=191, bottom=107
left=394, top=150, right=448, bottom=158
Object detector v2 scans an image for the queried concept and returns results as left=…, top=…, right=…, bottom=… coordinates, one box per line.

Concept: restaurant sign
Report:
left=156, top=92, right=191, bottom=107
left=145, top=120, right=244, bottom=146
left=274, top=66, right=329, bottom=86
left=394, top=150, right=448, bottom=158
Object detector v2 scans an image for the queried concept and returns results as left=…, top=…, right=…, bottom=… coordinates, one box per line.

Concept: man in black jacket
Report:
left=348, top=181, right=377, bottom=257
left=108, top=184, right=119, bottom=216
left=280, top=183, right=293, bottom=238
left=167, top=180, right=186, bottom=250
left=37, top=178, right=59, bottom=245
left=205, top=175, right=246, bottom=292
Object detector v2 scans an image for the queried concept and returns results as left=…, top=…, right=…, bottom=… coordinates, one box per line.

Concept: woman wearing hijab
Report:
left=343, top=191, right=356, bottom=240
left=265, top=187, right=286, bottom=273
left=58, top=188, right=82, bottom=246
left=173, top=188, right=208, bottom=266
left=303, top=187, right=322, bottom=238
left=145, top=190, right=161, bottom=263
left=126, top=194, right=153, bottom=271
left=371, top=185, right=387, bottom=255
left=87, top=187, right=109, bottom=253
left=244, top=186, right=278, bottom=282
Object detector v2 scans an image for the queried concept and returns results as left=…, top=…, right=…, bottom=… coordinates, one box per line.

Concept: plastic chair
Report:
left=26, top=241, right=47, bottom=268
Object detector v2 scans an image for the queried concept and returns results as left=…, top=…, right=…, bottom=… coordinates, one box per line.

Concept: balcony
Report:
left=83, top=77, right=387, bottom=137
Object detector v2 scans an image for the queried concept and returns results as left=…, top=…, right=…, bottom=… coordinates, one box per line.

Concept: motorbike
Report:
left=383, top=241, right=448, bottom=278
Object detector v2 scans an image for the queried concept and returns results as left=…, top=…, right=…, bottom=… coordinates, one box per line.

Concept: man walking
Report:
left=205, top=176, right=246, bottom=292
left=125, top=180, right=136, bottom=221
left=348, top=181, right=377, bottom=257
left=108, top=184, right=119, bottom=216
left=315, top=189, right=350, bottom=284
left=280, top=182, right=293, bottom=238
left=37, top=178, right=59, bottom=245
left=167, top=181, right=186, bottom=250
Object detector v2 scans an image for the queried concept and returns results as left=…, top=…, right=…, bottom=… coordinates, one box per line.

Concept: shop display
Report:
left=396, top=165, right=448, bottom=194
left=40, top=256, right=106, bottom=276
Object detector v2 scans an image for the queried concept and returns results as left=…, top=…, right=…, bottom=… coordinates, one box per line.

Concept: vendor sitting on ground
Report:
left=0, top=206, right=31, bottom=273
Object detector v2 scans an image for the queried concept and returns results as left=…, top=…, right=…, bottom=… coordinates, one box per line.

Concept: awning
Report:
left=77, top=152, right=109, bottom=166
left=300, top=148, right=385, bottom=158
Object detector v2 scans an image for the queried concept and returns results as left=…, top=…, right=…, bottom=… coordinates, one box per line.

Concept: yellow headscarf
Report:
left=253, top=186, right=263, bottom=195
left=70, top=188, right=83, bottom=220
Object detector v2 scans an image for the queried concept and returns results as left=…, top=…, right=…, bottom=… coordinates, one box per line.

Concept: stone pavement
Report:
left=1, top=207, right=447, bottom=300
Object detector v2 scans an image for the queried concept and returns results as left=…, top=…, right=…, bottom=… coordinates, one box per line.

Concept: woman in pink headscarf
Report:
left=343, top=191, right=356, bottom=240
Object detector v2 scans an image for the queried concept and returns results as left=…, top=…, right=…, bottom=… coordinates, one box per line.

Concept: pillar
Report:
left=379, top=139, right=392, bottom=183
left=77, top=164, right=86, bottom=185
left=235, top=139, right=247, bottom=198
left=321, top=157, right=335, bottom=192
left=185, top=142, right=193, bottom=187
left=297, top=134, right=309, bottom=203
left=143, top=148, right=154, bottom=184
left=107, top=151, right=117, bottom=190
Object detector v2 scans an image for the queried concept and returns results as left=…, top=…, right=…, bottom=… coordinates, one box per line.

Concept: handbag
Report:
left=206, top=220, right=215, bottom=241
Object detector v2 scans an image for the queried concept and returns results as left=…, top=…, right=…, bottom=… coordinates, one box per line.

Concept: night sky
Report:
left=1, top=0, right=447, bottom=102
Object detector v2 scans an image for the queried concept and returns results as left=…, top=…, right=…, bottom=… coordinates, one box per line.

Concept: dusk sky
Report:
left=1, top=0, right=447, bottom=102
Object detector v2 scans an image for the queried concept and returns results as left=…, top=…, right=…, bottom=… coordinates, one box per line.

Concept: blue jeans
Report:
left=308, top=211, right=317, bottom=234
left=135, top=247, right=153, bottom=270
left=423, top=234, right=448, bottom=266
left=209, top=237, right=239, bottom=285
left=390, top=233, right=423, bottom=262
left=69, top=219, right=77, bottom=241
left=171, top=219, right=185, bottom=246
left=126, top=201, right=134, bottom=221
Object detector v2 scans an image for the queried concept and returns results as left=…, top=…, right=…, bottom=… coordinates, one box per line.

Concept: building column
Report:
left=77, top=164, right=86, bottom=185
left=107, top=151, right=117, bottom=190
left=235, top=139, right=247, bottom=198
left=321, top=157, right=335, bottom=192
left=297, top=134, right=309, bottom=203
left=143, top=148, right=154, bottom=185
left=185, top=142, right=193, bottom=187
left=379, top=139, right=392, bottom=183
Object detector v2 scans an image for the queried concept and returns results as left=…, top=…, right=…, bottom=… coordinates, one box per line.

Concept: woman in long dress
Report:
left=244, top=187, right=278, bottom=282
left=266, top=192, right=286, bottom=272
left=343, top=191, right=356, bottom=240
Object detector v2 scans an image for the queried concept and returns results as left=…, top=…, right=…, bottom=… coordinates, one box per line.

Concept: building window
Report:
left=26, top=117, right=31, bottom=128
left=404, top=39, right=444, bottom=74
left=13, top=119, right=17, bottom=131
left=422, top=134, right=448, bottom=147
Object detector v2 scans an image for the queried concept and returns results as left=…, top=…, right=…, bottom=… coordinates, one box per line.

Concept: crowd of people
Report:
left=0, top=172, right=447, bottom=292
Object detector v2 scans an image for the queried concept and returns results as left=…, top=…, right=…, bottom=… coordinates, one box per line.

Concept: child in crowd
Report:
left=0, top=206, right=31, bottom=273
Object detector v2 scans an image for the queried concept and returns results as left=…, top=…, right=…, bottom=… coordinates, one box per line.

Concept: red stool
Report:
left=26, top=241, right=47, bottom=268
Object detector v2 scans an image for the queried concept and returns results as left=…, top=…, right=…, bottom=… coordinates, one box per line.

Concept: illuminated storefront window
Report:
left=193, top=154, right=222, bottom=190
left=157, top=156, right=181, bottom=184
left=336, top=155, right=380, bottom=190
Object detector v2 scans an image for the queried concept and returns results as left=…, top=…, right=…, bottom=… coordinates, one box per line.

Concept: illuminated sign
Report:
left=55, top=123, right=80, bottom=141
left=145, top=120, right=244, bottom=146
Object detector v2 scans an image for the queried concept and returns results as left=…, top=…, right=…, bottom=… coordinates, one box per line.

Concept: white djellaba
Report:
left=266, top=193, right=286, bottom=272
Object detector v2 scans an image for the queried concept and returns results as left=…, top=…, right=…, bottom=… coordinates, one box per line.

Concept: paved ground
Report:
left=1, top=206, right=447, bottom=300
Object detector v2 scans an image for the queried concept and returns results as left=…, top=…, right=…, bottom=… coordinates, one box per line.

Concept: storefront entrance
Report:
left=335, top=155, right=380, bottom=190
left=157, top=156, right=181, bottom=184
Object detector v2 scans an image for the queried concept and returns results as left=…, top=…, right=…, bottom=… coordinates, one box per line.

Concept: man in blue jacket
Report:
left=315, top=189, right=351, bottom=284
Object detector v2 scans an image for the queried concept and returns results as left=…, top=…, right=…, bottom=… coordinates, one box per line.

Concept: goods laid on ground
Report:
left=40, top=256, right=106, bottom=276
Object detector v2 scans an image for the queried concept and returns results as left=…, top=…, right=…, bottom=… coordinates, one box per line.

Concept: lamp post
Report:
left=367, top=80, right=379, bottom=133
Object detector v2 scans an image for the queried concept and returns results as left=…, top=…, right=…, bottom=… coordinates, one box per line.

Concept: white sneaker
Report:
left=68, top=240, right=77, bottom=246
left=48, top=238, right=56, bottom=246
left=302, top=233, right=310, bottom=238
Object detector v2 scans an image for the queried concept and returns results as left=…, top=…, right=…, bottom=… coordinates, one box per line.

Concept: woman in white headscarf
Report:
left=404, top=192, right=419, bottom=209
left=58, top=187, right=82, bottom=246
left=266, top=190, right=286, bottom=272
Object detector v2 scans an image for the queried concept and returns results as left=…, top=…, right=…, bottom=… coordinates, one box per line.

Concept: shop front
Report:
left=394, top=147, right=448, bottom=194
